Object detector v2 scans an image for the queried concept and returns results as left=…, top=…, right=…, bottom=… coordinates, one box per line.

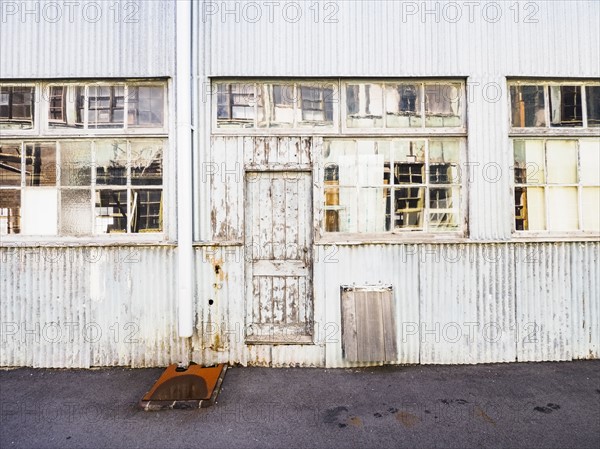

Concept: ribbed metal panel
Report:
left=0, top=246, right=189, bottom=368
left=515, top=243, right=600, bottom=362
left=320, top=244, right=421, bottom=367
left=202, top=1, right=600, bottom=78
left=0, top=0, right=175, bottom=79
left=2, top=242, right=597, bottom=367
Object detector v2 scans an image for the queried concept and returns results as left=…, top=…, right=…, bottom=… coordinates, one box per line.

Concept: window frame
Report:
left=41, top=81, right=168, bottom=136
left=211, top=79, right=340, bottom=135
left=317, top=137, right=468, bottom=242
left=0, top=79, right=170, bottom=244
left=508, top=79, right=600, bottom=136
left=0, top=82, right=39, bottom=135
left=510, top=137, right=599, bottom=239
left=340, top=79, right=467, bottom=136
left=508, top=79, right=600, bottom=240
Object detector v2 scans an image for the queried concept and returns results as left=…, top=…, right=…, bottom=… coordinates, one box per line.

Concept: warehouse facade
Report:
left=0, top=0, right=598, bottom=367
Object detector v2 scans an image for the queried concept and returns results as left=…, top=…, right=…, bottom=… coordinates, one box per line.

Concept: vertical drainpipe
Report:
left=176, top=0, right=193, bottom=338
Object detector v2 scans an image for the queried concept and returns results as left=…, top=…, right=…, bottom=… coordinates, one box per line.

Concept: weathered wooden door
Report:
left=245, top=170, right=313, bottom=344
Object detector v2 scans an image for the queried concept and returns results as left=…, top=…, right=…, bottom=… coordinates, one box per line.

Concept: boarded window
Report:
left=341, top=286, right=397, bottom=363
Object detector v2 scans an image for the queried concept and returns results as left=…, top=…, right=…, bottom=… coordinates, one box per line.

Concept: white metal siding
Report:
left=202, top=1, right=600, bottom=78
left=0, top=0, right=176, bottom=79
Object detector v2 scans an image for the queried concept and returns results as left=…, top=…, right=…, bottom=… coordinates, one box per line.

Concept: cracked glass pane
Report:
left=130, top=140, right=163, bottom=186
left=95, top=140, right=127, bottom=186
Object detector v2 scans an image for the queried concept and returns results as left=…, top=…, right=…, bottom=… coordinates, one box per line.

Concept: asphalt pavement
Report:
left=1, top=360, right=599, bottom=449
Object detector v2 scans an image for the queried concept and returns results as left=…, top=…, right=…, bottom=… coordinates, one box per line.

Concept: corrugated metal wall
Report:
left=0, top=246, right=189, bottom=368
left=1, top=1, right=599, bottom=367
left=0, top=0, right=175, bottom=78
left=2, top=242, right=596, bottom=367
left=202, top=1, right=600, bottom=78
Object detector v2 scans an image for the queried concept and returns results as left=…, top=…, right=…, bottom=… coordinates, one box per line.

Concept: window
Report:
left=210, top=79, right=466, bottom=237
left=345, top=81, right=463, bottom=129
left=0, top=139, right=164, bottom=236
left=509, top=81, right=600, bottom=128
left=0, top=79, right=168, bottom=238
left=45, top=82, right=165, bottom=131
left=215, top=80, right=338, bottom=130
left=509, top=80, right=600, bottom=235
left=323, top=138, right=464, bottom=233
left=513, top=139, right=599, bottom=232
left=0, top=85, right=35, bottom=130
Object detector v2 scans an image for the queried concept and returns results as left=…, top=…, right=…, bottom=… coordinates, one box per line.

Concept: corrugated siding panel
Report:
left=420, top=244, right=516, bottom=364
left=0, top=246, right=189, bottom=368
left=0, top=0, right=175, bottom=79
left=202, top=1, right=600, bottom=78
left=515, top=243, right=600, bottom=362
left=321, top=245, right=421, bottom=368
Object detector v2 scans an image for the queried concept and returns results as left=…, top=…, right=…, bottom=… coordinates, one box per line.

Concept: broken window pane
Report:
left=429, top=187, right=459, bottom=230
left=24, top=143, right=57, bottom=187
left=547, top=187, right=578, bottom=231
left=95, top=189, right=128, bottom=233
left=579, top=140, right=600, bottom=185
left=48, top=85, right=84, bottom=129
left=257, top=84, right=295, bottom=127
left=59, top=141, right=92, bottom=186
left=216, top=83, right=255, bottom=128
left=346, top=84, right=383, bottom=128
left=546, top=140, right=578, bottom=184
left=131, top=189, right=162, bottom=232
left=298, top=84, right=334, bottom=126
left=393, top=187, right=424, bottom=230
left=95, top=140, right=127, bottom=186
left=392, top=140, right=426, bottom=167
left=510, top=85, right=546, bottom=127
left=429, top=140, right=460, bottom=184
left=130, top=140, right=163, bottom=186
left=424, top=83, right=462, bottom=127
left=88, top=85, right=125, bottom=128
left=60, top=189, right=92, bottom=236
left=0, top=189, right=21, bottom=235
left=128, top=86, right=164, bottom=127
left=0, top=143, right=23, bottom=186
left=0, top=86, right=34, bottom=129
left=514, top=187, right=546, bottom=231
left=549, top=85, right=582, bottom=127
left=586, top=86, right=600, bottom=127
left=581, top=188, right=600, bottom=231
left=513, top=140, right=545, bottom=184
left=385, top=84, right=422, bottom=128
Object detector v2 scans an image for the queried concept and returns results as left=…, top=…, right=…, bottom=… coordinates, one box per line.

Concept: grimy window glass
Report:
left=513, top=139, right=600, bottom=232
left=323, top=138, right=463, bottom=233
left=0, top=86, right=34, bottom=130
left=0, top=78, right=167, bottom=238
